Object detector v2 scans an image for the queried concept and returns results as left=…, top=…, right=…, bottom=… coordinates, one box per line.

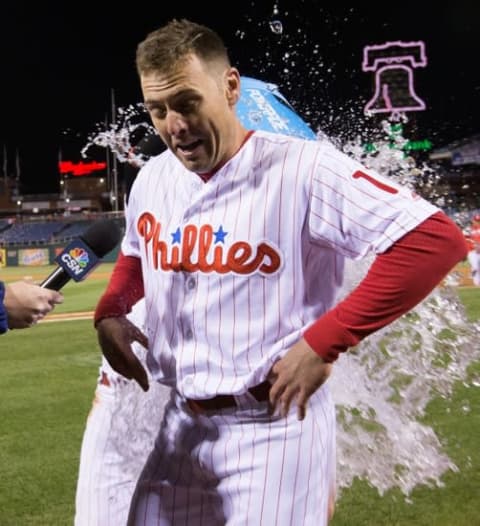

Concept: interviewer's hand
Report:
left=4, top=280, right=63, bottom=328
left=96, top=316, right=150, bottom=391
left=268, top=337, right=332, bottom=420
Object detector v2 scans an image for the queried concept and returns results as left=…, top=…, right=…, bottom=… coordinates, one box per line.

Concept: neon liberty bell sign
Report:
left=362, top=40, right=427, bottom=119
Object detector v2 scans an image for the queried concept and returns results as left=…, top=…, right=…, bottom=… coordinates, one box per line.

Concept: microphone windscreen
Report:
left=80, top=219, right=123, bottom=258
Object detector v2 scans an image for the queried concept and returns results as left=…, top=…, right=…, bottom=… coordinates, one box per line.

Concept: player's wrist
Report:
left=94, top=295, right=131, bottom=327
left=93, top=252, right=144, bottom=327
left=303, top=310, right=359, bottom=362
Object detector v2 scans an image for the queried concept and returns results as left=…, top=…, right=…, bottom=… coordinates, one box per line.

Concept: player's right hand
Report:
left=96, top=316, right=150, bottom=391
left=267, top=337, right=332, bottom=421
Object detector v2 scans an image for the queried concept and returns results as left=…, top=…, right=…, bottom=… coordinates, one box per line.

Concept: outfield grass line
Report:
left=41, top=311, right=94, bottom=323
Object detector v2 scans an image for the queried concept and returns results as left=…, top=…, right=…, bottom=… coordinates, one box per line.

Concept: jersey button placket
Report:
left=183, top=274, right=195, bottom=340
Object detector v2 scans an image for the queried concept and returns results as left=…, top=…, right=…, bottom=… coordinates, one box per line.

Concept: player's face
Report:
left=141, top=55, right=242, bottom=174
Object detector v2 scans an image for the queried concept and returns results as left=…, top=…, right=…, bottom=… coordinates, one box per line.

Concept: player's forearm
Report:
left=94, top=252, right=144, bottom=325
left=304, top=211, right=468, bottom=362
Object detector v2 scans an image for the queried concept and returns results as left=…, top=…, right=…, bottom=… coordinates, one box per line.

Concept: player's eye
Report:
left=173, top=99, right=199, bottom=115
left=149, top=107, right=167, bottom=120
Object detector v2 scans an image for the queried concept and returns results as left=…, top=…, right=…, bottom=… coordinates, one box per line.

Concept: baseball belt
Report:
left=187, top=379, right=271, bottom=414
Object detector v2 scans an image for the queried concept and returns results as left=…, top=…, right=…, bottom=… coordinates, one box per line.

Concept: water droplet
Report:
left=269, top=19, right=283, bottom=35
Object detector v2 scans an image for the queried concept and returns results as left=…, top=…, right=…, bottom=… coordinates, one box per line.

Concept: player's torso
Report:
left=125, top=130, right=438, bottom=395
left=126, top=132, right=340, bottom=394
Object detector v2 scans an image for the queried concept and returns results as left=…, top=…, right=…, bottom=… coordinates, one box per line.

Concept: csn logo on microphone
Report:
left=55, top=239, right=99, bottom=282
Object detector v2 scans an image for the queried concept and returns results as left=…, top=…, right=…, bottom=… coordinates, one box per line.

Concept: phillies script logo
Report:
left=137, top=212, right=282, bottom=275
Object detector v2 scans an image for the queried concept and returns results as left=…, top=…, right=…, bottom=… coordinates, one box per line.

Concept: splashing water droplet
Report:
left=269, top=19, right=283, bottom=35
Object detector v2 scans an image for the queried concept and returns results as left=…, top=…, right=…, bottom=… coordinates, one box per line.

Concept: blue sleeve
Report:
left=0, top=281, right=8, bottom=334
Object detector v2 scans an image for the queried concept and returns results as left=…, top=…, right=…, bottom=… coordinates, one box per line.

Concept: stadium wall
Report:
left=0, top=242, right=120, bottom=268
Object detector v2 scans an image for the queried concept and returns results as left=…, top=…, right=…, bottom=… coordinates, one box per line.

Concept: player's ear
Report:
left=225, top=68, right=241, bottom=106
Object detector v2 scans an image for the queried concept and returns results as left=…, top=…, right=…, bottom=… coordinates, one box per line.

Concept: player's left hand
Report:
left=96, top=315, right=150, bottom=391
left=268, top=338, right=332, bottom=420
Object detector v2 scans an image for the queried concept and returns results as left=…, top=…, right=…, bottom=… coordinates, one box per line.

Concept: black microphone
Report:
left=40, top=218, right=123, bottom=290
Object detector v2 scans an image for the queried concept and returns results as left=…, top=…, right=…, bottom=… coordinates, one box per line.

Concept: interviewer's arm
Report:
left=1, top=280, right=63, bottom=332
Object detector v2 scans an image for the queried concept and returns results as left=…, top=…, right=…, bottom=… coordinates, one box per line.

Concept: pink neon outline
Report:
left=362, top=40, right=427, bottom=71
left=382, top=83, right=392, bottom=111
left=364, top=64, right=426, bottom=114
left=362, top=41, right=427, bottom=115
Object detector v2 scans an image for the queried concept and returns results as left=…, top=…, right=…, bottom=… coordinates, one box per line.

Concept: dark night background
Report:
left=1, top=2, right=478, bottom=194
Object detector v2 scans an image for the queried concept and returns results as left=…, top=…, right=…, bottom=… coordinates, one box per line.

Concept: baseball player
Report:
left=94, top=19, right=467, bottom=526
left=75, top=78, right=317, bottom=525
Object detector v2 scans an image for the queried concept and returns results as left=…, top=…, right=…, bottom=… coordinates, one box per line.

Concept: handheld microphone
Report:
left=40, top=218, right=123, bottom=291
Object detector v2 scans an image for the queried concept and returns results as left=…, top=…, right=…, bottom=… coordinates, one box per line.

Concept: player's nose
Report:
left=165, top=110, right=188, bottom=136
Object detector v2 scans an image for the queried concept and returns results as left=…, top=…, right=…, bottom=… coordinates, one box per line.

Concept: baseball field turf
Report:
left=0, top=263, right=479, bottom=525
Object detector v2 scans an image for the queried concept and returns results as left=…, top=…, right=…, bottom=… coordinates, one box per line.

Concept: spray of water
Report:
left=81, top=103, right=155, bottom=167
left=333, top=116, right=480, bottom=495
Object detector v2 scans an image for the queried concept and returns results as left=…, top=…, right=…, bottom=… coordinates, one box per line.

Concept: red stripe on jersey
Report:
left=352, top=170, right=398, bottom=194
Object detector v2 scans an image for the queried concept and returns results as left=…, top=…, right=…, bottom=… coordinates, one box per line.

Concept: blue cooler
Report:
left=237, top=76, right=316, bottom=140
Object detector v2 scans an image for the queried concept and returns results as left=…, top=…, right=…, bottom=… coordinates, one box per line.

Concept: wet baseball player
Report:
left=74, top=76, right=313, bottom=525
left=94, top=19, right=467, bottom=526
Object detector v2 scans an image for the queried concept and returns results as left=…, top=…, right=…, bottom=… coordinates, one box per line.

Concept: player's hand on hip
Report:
left=96, top=316, right=150, bottom=391
left=268, top=338, right=332, bottom=421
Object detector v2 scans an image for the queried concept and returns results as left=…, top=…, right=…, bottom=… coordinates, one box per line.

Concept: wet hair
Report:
left=136, top=19, right=231, bottom=76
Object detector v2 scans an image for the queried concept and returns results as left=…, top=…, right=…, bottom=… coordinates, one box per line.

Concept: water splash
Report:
left=85, top=104, right=479, bottom=499
left=333, top=261, right=479, bottom=495
left=81, top=102, right=155, bottom=167
left=331, top=117, right=480, bottom=496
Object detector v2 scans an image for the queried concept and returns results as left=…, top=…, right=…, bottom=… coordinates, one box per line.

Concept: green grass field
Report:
left=0, top=264, right=479, bottom=525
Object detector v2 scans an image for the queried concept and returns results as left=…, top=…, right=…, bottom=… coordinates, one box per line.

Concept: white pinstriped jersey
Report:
left=123, top=130, right=439, bottom=399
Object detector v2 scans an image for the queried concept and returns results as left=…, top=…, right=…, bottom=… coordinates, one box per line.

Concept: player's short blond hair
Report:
left=136, top=19, right=231, bottom=77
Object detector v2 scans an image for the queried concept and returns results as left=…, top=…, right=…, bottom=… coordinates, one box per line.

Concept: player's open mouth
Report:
left=177, top=139, right=203, bottom=155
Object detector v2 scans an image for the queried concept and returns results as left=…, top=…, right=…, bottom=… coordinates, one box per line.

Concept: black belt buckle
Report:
left=187, top=379, right=271, bottom=414
left=248, top=379, right=271, bottom=402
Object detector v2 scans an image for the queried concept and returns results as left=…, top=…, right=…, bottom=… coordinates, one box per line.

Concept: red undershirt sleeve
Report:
left=303, top=211, right=469, bottom=362
left=94, top=252, right=144, bottom=326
